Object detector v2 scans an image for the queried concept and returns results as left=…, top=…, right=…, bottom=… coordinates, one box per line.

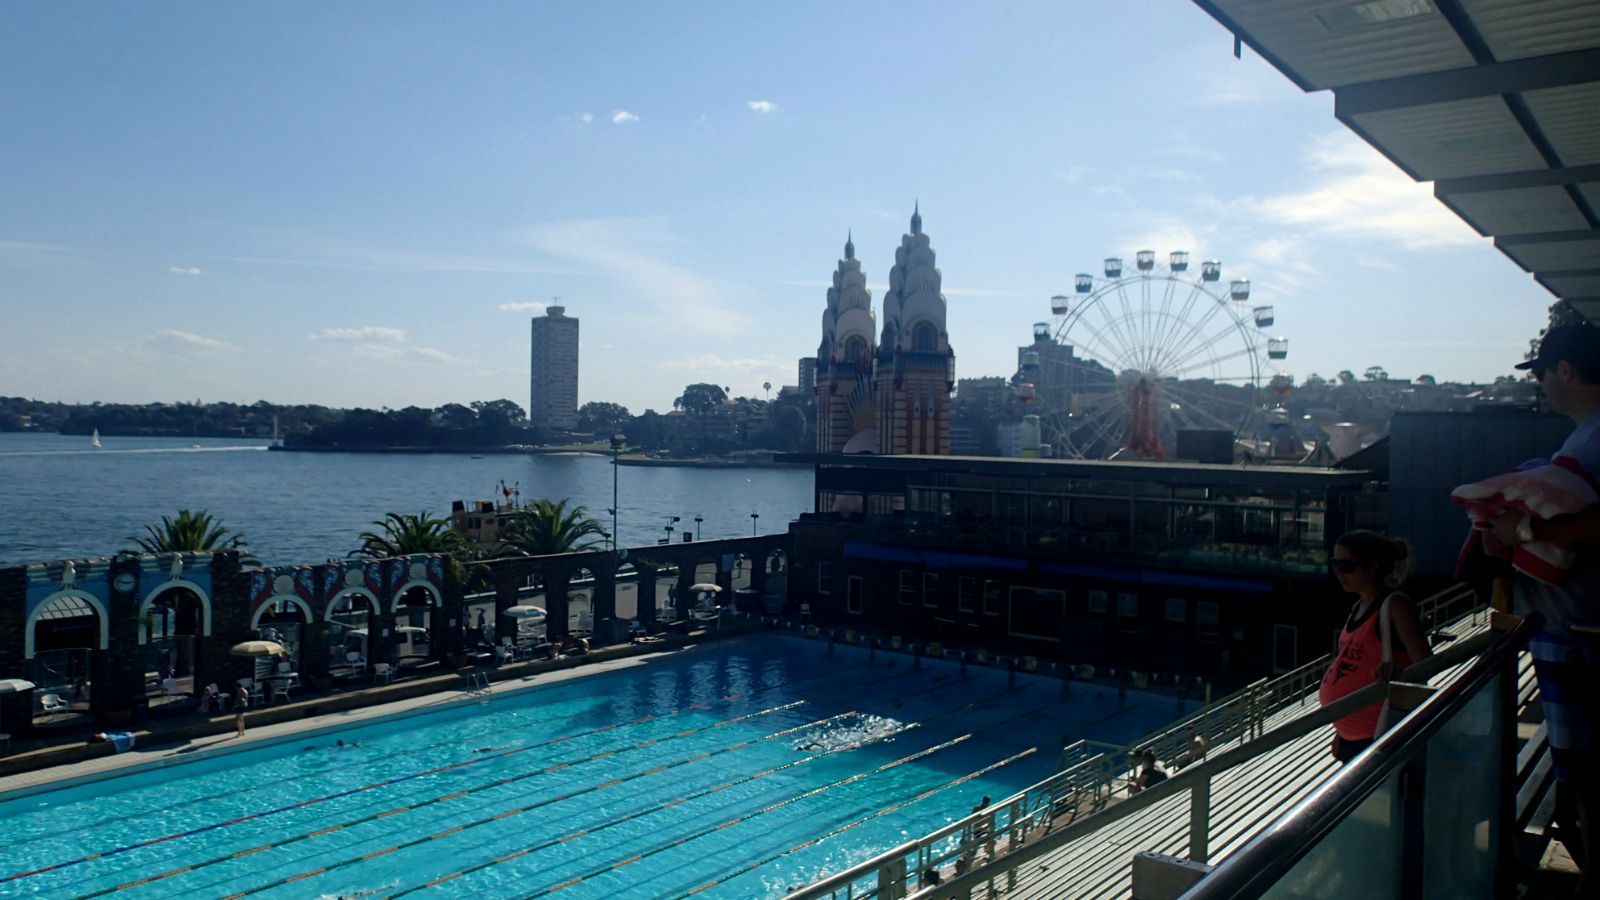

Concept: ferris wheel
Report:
left=1023, top=250, right=1287, bottom=460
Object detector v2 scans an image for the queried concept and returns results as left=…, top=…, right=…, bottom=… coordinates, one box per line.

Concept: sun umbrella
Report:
left=690, top=583, right=722, bottom=593
left=230, top=640, right=286, bottom=657
left=0, top=678, right=35, bottom=695
left=505, top=605, right=547, bottom=620
left=395, top=625, right=429, bottom=635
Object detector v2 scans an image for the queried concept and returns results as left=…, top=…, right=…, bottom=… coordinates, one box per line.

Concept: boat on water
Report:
left=90, top=429, right=101, bottom=449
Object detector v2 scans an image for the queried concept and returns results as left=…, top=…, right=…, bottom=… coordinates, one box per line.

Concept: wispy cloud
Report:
left=309, top=326, right=407, bottom=343
left=142, top=329, right=239, bottom=354
left=214, top=229, right=553, bottom=275
left=775, top=279, right=1018, bottom=299
left=168, top=266, right=202, bottom=276
left=1252, top=132, right=1481, bottom=250
left=498, top=301, right=549, bottom=314
left=612, top=110, right=639, bottom=125
left=746, top=100, right=777, bottom=114
left=0, top=239, right=70, bottom=254
left=1053, top=165, right=1092, bottom=186
left=660, top=353, right=779, bottom=372
left=520, top=217, right=751, bottom=338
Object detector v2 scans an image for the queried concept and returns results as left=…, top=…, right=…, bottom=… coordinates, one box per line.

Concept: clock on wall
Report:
left=113, top=572, right=136, bottom=593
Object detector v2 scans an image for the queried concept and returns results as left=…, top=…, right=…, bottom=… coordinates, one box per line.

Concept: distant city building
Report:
left=530, top=306, right=579, bottom=433
left=875, top=205, right=954, bottom=455
left=797, top=357, right=817, bottom=397
left=816, top=233, right=878, bottom=454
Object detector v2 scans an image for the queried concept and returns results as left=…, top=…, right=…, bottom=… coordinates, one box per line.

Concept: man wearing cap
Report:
left=1490, top=322, right=1600, bottom=892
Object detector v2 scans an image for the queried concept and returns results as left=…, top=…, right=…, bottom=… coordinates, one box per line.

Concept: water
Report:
left=0, top=637, right=1175, bottom=898
left=0, top=433, right=813, bottom=566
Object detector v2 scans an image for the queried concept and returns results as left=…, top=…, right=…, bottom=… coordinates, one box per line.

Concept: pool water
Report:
left=0, top=637, right=1176, bottom=898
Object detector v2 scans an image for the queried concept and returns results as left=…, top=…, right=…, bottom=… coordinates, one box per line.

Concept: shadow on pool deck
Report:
left=0, top=620, right=764, bottom=790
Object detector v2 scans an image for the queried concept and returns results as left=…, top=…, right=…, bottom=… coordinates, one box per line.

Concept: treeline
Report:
left=0, top=397, right=338, bottom=438
left=288, top=400, right=527, bottom=449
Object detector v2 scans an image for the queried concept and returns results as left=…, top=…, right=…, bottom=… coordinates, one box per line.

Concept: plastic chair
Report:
left=239, top=678, right=265, bottom=705
left=40, top=694, right=67, bottom=714
left=160, top=677, right=183, bottom=696
left=344, top=651, right=366, bottom=676
left=372, top=662, right=394, bottom=685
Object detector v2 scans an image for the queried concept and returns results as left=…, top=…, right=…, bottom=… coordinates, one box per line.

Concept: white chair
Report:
left=161, top=677, right=183, bottom=696
left=239, top=678, right=265, bottom=705
left=40, top=694, right=67, bottom=714
left=344, top=651, right=366, bottom=676
left=372, top=662, right=394, bottom=685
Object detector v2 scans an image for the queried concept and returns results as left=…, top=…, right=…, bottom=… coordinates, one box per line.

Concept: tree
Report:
left=674, top=383, right=727, bottom=415
left=128, top=510, right=251, bottom=558
left=497, top=499, right=608, bottom=556
left=577, top=401, right=631, bottom=436
left=770, top=404, right=807, bottom=450
left=1337, top=370, right=1356, bottom=386
left=1363, top=366, right=1388, bottom=382
left=435, top=403, right=477, bottom=431
left=1416, top=374, right=1436, bottom=386
left=1303, top=373, right=1327, bottom=387
left=352, top=512, right=471, bottom=559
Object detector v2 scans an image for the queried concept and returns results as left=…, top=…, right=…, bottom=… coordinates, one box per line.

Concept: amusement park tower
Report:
left=875, top=205, right=955, bottom=455
left=815, top=233, right=878, bottom=453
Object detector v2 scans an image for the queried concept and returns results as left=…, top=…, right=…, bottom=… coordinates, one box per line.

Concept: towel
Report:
left=1452, top=455, right=1598, bottom=584
left=107, top=732, right=135, bottom=753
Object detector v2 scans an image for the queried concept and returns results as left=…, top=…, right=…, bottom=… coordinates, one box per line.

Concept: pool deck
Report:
left=0, top=625, right=758, bottom=798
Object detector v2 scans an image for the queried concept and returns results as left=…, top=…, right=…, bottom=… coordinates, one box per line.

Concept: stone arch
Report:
left=568, top=567, right=596, bottom=634
left=137, top=579, right=213, bottom=645
left=614, top=563, right=639, bottom=620
left=732, top=553, right=754, bottom=590
left=765, top=549, right=788, bottom=573
left=391, top=580, right=441, bottom=612
left=911, top=320, right=938, bottom=352
left=326, top=587, right=378, bottom=623
left=26, top=590, right=109, bottom=660
left=251, top=594, right=312, bottom=629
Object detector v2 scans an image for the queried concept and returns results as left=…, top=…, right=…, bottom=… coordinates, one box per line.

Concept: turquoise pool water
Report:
left=0, top=638, right=1176, bottom=898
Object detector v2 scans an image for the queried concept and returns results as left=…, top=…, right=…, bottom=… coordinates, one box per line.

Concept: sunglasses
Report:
left=1328, top=559, right=1361, bottom=574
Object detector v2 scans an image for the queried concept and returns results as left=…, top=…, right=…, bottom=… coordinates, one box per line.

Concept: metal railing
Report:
left=786, top=584, right=1484, bottom=900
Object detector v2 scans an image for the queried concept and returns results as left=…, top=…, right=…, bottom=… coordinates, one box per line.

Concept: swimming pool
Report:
left=0, top=637, right=1176, bottom=898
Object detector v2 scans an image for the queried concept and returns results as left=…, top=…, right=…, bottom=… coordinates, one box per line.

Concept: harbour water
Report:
left=0, top=433, right=813, bottom=567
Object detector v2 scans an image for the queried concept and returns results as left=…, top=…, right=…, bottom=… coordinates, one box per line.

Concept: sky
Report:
left=0, top=1, right=1556, bottom=415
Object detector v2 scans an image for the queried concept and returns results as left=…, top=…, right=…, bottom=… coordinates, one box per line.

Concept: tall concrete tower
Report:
left=875, top=204, right=954, bottom=455
left=816, top=233, right=879, bottom=453
left=530, top=305, right=579, bottom=433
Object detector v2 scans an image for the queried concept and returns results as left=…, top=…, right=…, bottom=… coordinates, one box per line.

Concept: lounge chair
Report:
left=40, top=693, right=67, bottom=714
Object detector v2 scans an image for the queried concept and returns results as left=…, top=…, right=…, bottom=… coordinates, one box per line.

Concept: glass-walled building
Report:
left=789, top=454, right=1384, bottom=683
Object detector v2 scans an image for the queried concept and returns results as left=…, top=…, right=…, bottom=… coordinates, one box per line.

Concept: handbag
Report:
left=1372, top=593, right=1398, bottom=735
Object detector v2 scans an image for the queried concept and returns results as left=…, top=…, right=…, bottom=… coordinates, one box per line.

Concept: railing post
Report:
left=1396, top=754, right=1428, bottom=900
left=879, top=856, right=907, bottom=899
left=1190, top=774, right=1211, bottom=863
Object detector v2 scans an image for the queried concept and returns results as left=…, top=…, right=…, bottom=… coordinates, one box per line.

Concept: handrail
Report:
left=1180, top=612, right=1540, bottom=899
left=786, top=585, right=1484, bottom=900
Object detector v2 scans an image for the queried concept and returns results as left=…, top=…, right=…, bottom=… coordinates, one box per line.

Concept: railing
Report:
left=786, top=584, right=1486, bottom=900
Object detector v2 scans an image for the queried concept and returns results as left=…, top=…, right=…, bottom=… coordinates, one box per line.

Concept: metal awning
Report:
left=1192, top=0, right=1600, bottom=319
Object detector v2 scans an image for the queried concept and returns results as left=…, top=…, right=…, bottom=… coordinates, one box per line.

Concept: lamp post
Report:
left=609, top=433, right=624, bottom=551
left=664, top=516, right=680, bottom=544
left=694, top=515, right=703, bottom=541
left=750, top=510, right=759, bottom=536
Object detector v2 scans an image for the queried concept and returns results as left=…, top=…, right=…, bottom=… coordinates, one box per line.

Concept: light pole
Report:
left=694, top=515, right=703, bottom=541
left=664, top=516, right=680, bottom=544
left=609, top=433, right=624, bottom=551
left=750, top=510, right=759, bottom=536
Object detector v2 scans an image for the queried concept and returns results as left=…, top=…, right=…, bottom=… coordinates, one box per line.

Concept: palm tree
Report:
left=353, top=512, right=471, bottom=559
left=128, top=509, right=251, bottom=556
left=497, top=498, right=607, bottom=556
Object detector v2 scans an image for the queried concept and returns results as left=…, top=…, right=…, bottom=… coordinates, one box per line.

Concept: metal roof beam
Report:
left=1334, top=48, right=1600, bottom=116
left=1434, top=165, right=1600, bottom=196
left=1496, top=229, right=1600, bottom=247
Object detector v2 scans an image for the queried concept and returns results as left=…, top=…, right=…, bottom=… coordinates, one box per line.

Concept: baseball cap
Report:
left=1515, top=324, right=1600, bottom=373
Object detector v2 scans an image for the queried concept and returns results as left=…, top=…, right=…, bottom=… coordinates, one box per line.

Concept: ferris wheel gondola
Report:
left=1034, top=250, right=1287, bottom=460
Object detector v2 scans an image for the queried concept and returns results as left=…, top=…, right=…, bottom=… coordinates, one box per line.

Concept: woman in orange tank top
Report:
left=1317, top=530, right=1433, bottom=763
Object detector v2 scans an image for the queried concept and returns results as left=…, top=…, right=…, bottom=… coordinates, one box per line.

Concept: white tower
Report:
left=875, top=204, right=955, bottom=455
left=816, top=233, right=878, bottom=453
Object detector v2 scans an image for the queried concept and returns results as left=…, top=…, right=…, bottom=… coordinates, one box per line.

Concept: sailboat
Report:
left=90, top=429, right=102, bottom=449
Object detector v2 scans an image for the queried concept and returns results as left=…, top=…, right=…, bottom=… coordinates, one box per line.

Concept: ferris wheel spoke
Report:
left=1163, top=317, right=1257, bottom=375
left=1154, top=299, right=1229, bottom=374
left=1139, top=279, right=1157, bottom=371
left=1148, top=278, right=1184, bottom=371
left=1163, top=381, right=1258, bottom=411
left=1103, top=283, right=1143, bottom=367
left=1065, top=312, right=1137, bottom=373
left=1167, top=344, right=1261, bottom=379
left=1154, top=282, right=1208, bottom=367
left=1162, top=384, right=1252, bottom=432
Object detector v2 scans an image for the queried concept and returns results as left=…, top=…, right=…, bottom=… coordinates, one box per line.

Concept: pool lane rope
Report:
left=385, top=685, right=1028, bottom=898
left=0, top=658, right=924, bottom=857
left=5, top=665, right=938, bottom=890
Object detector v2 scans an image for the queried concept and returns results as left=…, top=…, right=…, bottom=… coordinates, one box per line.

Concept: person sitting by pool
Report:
left=1132, top=748, right=1169, bottom=792
left=90, top=732, right=136, bottom=752
left=196, top=684, right=218, bottom=714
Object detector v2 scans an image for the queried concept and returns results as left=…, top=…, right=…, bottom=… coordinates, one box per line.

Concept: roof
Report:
left=1191, top=0, right=1600, bottom=320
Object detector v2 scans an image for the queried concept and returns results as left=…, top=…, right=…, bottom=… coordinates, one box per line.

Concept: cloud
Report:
left=612, top=110, right=639, bottom=124
left=214, top=228, right=555, bottom=275
left=660, top=353, right=780, bottom=373
left=746, top=100, right=777, bottom=114
left=519, top=217, right=751, bottom=338
left=1053, top=165, right=1092, bottom=186
left=1252, top=132, right=1482, bottom=250
left=498, top=301, right=549, bottom=313
left=142, top=329, right=239, bottom=354
left=168, top=266, right=202, bottom=276
left=0, top=239, right=70, bottom=254
left=308, top=326, right=407, bottom=343
left=580, top=112, right=594, bottom=124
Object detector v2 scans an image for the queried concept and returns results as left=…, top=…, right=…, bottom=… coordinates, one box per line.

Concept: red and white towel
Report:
left=1452, top=455, right=1598, bottom=584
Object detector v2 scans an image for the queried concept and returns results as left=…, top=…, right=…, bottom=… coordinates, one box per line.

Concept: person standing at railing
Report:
left=1317, top=531, right=1432, bottom=764
left=1475, top=323, right=1600, bottom=897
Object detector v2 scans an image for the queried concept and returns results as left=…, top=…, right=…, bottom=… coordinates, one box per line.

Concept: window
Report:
left=847, top=576, right=864, bottom=614
left=1087, top=590, right=1109, bottom=614
left=1165, top=597, right=1187, bottom=623
left=922, top=572, right=940, bottom=608
left=983, top=579, right=1003, bottom=616
left=1197, top=602, right=1220, bottom=641
left=817, top=562, right=832, bottom=595
left=1117, top=592, right=1139, bottom=633
left=899, top=570, right=917, bottom=606
left=958, top=577, right=978, bottom=613
left=1008, top=586, right=1064, bottom=641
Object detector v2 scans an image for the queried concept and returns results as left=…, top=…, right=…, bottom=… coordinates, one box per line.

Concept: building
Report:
left=784, top=452, right=1386, bottom=680
left=797, top=357, right=816, bottom=397
left=530, top=306, right=579, bottom=433
left=815, top=234, right=878, bottom=454
left=874, top=205, right=955, bottom=455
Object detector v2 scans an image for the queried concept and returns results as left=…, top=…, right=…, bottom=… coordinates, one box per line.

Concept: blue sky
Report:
left=0, top=1, right=1553, bottom=414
